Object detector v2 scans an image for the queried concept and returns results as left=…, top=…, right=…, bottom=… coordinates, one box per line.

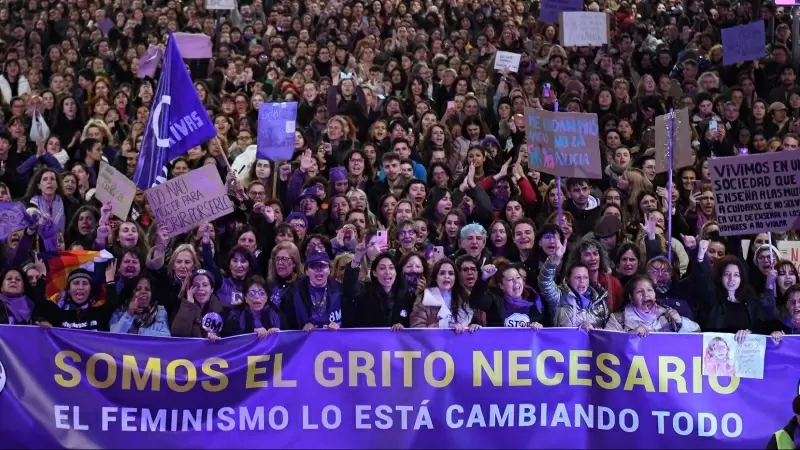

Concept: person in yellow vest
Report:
left=767, top=395, right=800, bottom=449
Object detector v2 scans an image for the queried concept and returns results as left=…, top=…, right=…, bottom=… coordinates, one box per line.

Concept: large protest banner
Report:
left=525, top=108, right=602, bottom=179
left=145, top=164, right=234, bottom=237
left=721, top=20, right=765, bottom=65
left=0, top=326, right=791, bottom=449
left=710, top=152, right=800, bottom=236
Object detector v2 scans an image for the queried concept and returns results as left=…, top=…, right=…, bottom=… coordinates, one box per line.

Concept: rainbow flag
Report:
left=39, top=250, right=114, bottom=300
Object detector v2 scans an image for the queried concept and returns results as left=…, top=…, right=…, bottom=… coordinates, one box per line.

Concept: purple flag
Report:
left=539, top=0, right=583, bottom=23
left=137, top=46, right=163, bottom=79
left=173, top=33, right=213, bottom=58
left=133, top=31, right=217, bottom=189
left=257, top=102, right=297, bottom=161
left=0, top=202, right=32, bottom=239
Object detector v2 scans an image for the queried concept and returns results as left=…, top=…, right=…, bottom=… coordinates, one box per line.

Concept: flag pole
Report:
left=667, top=109, right=674, bottom=263
left=554, top=99, right=562, bottom=228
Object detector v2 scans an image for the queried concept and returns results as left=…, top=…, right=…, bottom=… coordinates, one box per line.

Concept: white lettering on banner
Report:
left=152, top=94, right=206, bottom=148
left=51, top=403, right=743, bottom=438
left=710, top=152, right=800, bottom=236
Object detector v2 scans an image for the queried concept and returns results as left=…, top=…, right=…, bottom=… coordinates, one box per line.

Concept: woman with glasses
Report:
left=223, top=275, right=283, bottom=338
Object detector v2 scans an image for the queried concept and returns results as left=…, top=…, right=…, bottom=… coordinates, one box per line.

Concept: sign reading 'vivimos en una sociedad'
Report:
left=710, top=152, right=800, bottom=236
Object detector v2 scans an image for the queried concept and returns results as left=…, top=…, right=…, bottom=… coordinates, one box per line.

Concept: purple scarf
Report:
left=0, top=293, right=33, bottom=324
left=503, top=295, right=533, bottom=321
left=632, top=306, right=658, bottom=324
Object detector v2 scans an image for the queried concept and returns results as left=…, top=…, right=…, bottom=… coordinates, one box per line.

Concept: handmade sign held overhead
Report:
left=709, top=151, right=800, bottom=236
left=654, top=108, right=692, bottom=173
left=206, top=0, right=235, bottom=9
left=539, top=0, right=583, bottom=23
left=721, top=20, right=766, bottom=65
left=257, top=102, right=298, bottom=161
left=493, top=51, right=521, bottom=72
left=524, top=107, right=602, bottom=179
left=559, top=12, right=610, bottom=47
left=145, top=164, right=234, bottom=237
left=95, top=162, right=136, bottom=220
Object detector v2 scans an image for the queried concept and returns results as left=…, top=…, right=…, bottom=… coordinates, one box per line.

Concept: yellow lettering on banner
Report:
left=508, top=350, right=532, bottom=386
left=692, top=356, right=703, bottom=393
left=535, top=350, right=564, bottom=386
left=424, top=351, right=454, bottom=388
left=86, top=353, right=117, bottom=389
left=315, top=351, right=343, bottom=387
left=569, top=350, right=593, bottom=386
left=623, top=356, right=655, bottom=392
left=595, top=353, right=620, bottom=389
left=349, top=351, right=376, bottom=387
left=246, top=355, right=270, bottom=388
left=121, top=355, right=161, bottom=391
left=166, top=359, right=197, bottom=392
left=54, top=351, right=81, bottom=388
left=708, top=372, right=739, bottom=394
left=272, top=354, right=297, bottom=387
left=202, top=358, right=229, bottom=392
left=472, top=351, right=502, bottom=387
left=658, top=356, right=687, bottom=393
left=381, top=351, right=391, bottom=387
left=394, top=351, right=422, bottom=387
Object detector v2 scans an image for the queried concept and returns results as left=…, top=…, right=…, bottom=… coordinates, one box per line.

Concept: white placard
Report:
left=560, top=12, right=608, bottom=47
left=206, top=0, right=235, bottom=10
left=494, top=51, right=521, bottom=72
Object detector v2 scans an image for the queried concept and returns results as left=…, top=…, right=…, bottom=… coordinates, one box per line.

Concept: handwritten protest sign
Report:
left=560, top=12, right=609, bottom=47
left=525, top=108, right=602, bottom=179
left=722, top=20, right=765, bottom=65
left=257, top=102, right=297, bottom=161
left=734, top=334, right=766, bottom=379
left=540, top=0, right=582, bottom=23
left=145, top=164, right=234, bottom=237
left=95, top=162, right=136, bottom=220
left=654, top=108, right=693, bottom=173
left=702, top=333, right=765, bottom=379
left=206, top=0, right=234, bottom=9
left=494, top=51, right=521, bottom=72
left=710, top=152, right=800, bottom=236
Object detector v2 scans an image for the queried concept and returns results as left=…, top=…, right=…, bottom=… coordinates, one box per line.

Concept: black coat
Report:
left=33, top=281, right=118, bottom=331
left=341, top=266, right=412, bottom=328
left=469, top=278, right=547, bottom=327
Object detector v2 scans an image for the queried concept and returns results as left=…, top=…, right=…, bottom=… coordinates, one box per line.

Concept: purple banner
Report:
left=0, top=326, right=794, bottom=448
left=539, top=0, right=583, bottom=24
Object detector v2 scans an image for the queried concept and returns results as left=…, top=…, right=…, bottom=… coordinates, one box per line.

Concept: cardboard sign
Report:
left=494, top=51, right=521, bottom=72
left=559, top=12, right=609, bottom=47
left=710, top=152, right=800, bottom=236
left=145, top=164, right=234, bottom=237
left=540, top=0, right=583, bottom=23
left=257, top=102, right=298, bottom=161
left=654, top=108, right=693, bottom=173
left=525, top=108, right=602, bottom=179
left=722, top=20, right=765, bottom=65
left=206, top=0, right=235, bottom=9
left=95, top=162, right=136, bottom=220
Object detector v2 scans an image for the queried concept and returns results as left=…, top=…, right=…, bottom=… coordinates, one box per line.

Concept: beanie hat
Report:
left=481, top=135, right=500, bottom=148
left=68, top=268, right=93, bottom=284
left=189, top=268, right=215, bottom=286
left=286, top=211, right=309, bottom=229
left=330, top=167, right=348, bottom=182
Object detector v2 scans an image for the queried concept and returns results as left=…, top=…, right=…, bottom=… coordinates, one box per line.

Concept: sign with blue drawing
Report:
left=525, top=108, right=602, bottom=179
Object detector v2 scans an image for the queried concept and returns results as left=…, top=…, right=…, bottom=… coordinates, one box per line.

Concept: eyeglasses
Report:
left=248, top=289, right=266, bottom=297
left=275, top=256, right=294, bottom=264
left=399, top=230, right=416, bottom=237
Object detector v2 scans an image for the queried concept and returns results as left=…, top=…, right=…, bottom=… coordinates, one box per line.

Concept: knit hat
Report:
left=68, top=268, right=93, bottom=285
left=565, top=79, right=585, bottom=95
left=286, top=211, right=309, bottom=229
left=296, top=188, right=321, bottom=207
left=593, top=215, right=621, bottom=239
left=189, top=268, right=215, bottom=286
left=481, top=135, right=500, bottom=148
left=330, top=167, right=348, bottom=182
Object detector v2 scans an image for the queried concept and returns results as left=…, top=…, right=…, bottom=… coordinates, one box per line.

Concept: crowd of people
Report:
left=0, top=0, right=797, bottom=348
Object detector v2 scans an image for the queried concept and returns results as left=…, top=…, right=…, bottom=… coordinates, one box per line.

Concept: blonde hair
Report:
left=331, top=253, right=355, bottom=283
left=267, top=242, right=303, bottom=285
left=624, top=168, right=653, bottom=215
left=167, top=244, right=200, bottom=279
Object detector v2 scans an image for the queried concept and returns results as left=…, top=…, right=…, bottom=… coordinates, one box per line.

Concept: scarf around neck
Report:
left=31, top=195, right=65, bottom=234
left=0, top=293, right=33, bottom=323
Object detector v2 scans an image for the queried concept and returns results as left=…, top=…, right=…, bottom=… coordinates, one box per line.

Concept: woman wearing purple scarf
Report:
left=0, top=261, right=46, bottom=325
left=605, top=274, right=700, bottom=336
left=470, top=262, right=545, bottom=329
